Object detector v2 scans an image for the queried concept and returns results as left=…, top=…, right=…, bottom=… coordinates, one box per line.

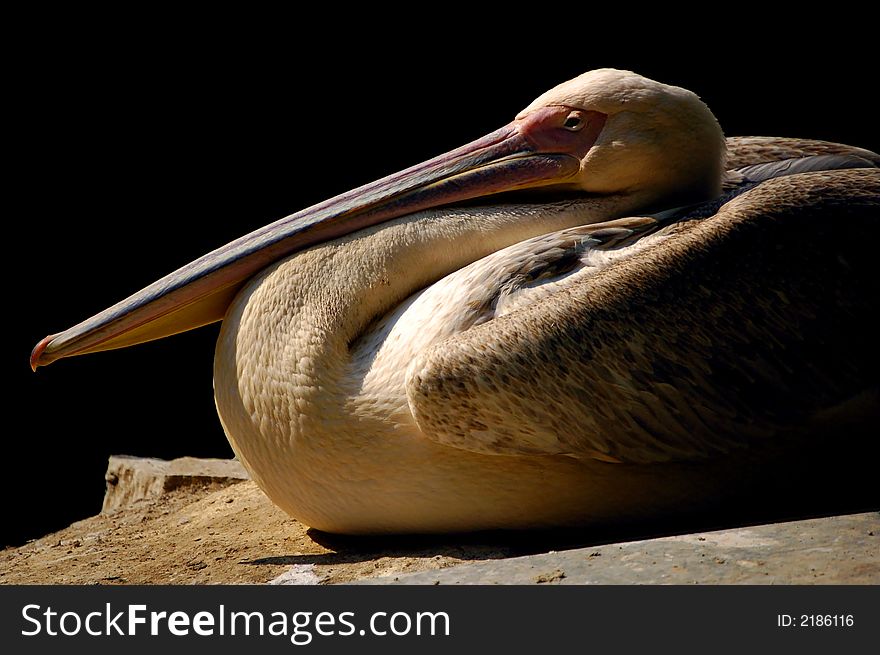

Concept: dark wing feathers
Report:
left=407, top=156, right=880, bottom=464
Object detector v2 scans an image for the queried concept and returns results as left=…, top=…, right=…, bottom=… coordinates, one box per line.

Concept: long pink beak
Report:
left=31, top=106, right=606, bottom=369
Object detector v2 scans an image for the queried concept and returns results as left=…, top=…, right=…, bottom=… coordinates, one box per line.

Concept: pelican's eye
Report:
left=563, top=111, right=586, bottom=131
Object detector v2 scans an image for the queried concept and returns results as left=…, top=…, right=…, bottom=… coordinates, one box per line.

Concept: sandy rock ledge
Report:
left=2, top=456, right=877, bottom=585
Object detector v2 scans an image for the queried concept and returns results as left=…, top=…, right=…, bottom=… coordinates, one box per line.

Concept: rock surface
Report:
left=1, top=457, right=499, bottom=584
left=2, top=456, right=877, bottom=585
left=355, top=512, right=880, bottom=584
left=102, top=455, right=250, bottom=513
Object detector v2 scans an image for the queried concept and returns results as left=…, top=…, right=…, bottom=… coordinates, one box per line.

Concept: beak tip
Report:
left=30, top=334, right=55, bottom=371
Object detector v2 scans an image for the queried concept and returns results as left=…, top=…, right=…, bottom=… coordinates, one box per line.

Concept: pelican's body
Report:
left=33, top=70, right=879, bottom=533
left=215, top=198, right=664, bottom=532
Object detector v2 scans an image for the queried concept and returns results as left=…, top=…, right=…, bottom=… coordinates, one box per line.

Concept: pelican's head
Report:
left=31, top=69, right=726, bottom=369
left=514, top=68, right=726, bottom=207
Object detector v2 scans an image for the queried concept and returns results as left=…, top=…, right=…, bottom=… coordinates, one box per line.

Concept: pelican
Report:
left=31, top=69, right=879, bottom=534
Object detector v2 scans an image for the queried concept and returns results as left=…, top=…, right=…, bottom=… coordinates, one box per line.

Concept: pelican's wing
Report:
left=406, top=167, right=880, bottom=464
left=725, top=136, right=880, bottom=170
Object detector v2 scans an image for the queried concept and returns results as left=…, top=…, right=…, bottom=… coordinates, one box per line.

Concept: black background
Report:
left=7, top=13, right=879, bottom=547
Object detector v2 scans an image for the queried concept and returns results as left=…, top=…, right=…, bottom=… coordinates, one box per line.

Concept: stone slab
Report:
left=354, top=512, right=880, bottom=585
left=101, top=455, right=249, bottom=513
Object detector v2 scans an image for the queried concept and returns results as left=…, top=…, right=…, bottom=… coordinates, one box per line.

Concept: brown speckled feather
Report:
left=407, top=168, right=880, bottom=464
left=726, top=136, right=880, bottom=169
